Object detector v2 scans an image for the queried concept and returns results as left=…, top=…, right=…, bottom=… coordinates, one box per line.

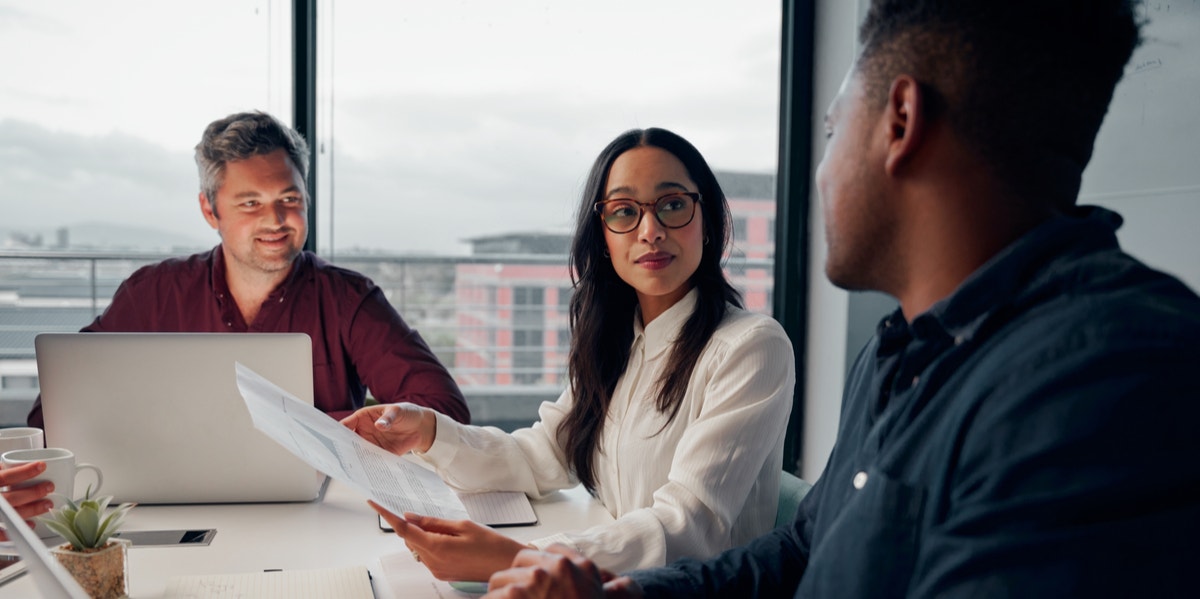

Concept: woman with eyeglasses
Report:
left=343, top=127, right=794, bottom=583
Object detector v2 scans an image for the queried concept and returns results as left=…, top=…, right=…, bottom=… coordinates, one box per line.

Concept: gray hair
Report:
left=194, top=111, right=310, bottom=212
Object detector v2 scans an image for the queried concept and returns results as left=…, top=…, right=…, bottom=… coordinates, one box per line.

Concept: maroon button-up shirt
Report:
left=28, top=247, right=469, bottom=426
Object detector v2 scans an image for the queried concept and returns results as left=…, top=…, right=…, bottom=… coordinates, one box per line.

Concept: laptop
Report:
left=35, top=333, right=323, bottom=504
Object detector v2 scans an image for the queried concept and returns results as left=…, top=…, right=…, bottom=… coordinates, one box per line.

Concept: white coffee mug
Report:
left=1, top=448, right=104, bottom=538
left=0, top=427, right=44, bottom=454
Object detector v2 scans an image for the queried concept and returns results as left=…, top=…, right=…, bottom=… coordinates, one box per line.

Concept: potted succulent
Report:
left=37, top=489, right=135, bottom=599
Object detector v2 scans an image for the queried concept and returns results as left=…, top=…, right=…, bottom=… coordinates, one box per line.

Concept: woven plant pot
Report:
left=50, top=538, right=130, bottom=599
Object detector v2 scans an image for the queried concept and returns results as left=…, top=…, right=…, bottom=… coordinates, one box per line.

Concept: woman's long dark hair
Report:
left=559, top=128, right=742, bottom=493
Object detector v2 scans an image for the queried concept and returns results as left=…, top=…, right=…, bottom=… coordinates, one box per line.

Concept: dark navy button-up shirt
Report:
left=630, top=207, right=1200, bottom=597
left=28, top=246, right=469, bottom=426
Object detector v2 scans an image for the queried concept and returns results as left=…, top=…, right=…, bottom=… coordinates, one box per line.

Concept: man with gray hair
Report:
left=28, top=111, right=469, bottom=426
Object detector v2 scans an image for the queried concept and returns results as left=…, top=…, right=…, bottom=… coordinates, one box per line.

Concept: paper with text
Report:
left=235, top=362, right=469, bottom=520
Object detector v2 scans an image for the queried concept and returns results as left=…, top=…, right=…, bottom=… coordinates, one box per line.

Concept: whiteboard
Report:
left=1080, top=2, right=1200, bottom=292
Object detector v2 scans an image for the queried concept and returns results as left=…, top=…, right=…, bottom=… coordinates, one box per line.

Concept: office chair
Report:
left=777, top=470, right=813, bottom=527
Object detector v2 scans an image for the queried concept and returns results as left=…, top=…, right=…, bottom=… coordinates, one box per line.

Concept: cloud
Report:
left=0, top=119, right=212, bottom=245
left=1, top=0, right=783, bottom=256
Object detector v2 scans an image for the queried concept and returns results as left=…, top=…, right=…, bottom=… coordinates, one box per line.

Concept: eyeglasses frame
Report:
left=593, top=192, right=703, bottom=234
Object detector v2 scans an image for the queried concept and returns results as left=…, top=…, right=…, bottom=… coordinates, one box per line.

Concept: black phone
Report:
left=113, top=529, right=217, bottom=546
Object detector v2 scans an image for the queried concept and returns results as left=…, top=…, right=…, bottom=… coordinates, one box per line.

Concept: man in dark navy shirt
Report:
left=28, top=112, right=469, bottom=426
left=482, top=1, right=1200, bottom=597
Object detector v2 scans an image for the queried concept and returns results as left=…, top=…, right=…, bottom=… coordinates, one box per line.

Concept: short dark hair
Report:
left=194, top=111, right=310, bottom=212
left=857, top=0, right=1143, bottom=206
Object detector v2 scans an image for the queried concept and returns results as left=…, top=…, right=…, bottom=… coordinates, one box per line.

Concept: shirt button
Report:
left=954, top=335, right=965, bottom=345
left=911, top=376, right=920, bottom=388
left=226, top=322, right=232, bottom=327
left=853, top=471, right=868, bottom=489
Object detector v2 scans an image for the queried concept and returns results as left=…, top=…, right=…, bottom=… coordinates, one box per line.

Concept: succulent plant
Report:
left=36, top=488, right=135, bottom=551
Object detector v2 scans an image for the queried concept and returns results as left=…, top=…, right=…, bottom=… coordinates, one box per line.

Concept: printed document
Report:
left=235, top=362, right=470, bottom=520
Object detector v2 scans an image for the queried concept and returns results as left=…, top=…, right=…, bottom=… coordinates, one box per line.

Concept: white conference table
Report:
left=0, top=479, right=613, bottom=598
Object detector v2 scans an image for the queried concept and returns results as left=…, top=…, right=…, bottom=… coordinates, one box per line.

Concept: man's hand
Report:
left=483, top=546, right=644, bottom=599
left=340, top=403, right=436, bottom=455
left=0, top=461, right=54, bottom=541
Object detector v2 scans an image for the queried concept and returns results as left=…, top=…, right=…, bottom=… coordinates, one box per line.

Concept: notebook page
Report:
left=163, top=565, right=374, bottom=599
left=461, top=491, right=538, bottom=527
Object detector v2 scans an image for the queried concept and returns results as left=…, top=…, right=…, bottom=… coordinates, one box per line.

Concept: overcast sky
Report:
left=0, top=1, right=782, bottom=255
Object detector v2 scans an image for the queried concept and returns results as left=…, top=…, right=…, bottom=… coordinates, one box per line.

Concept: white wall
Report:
left=1080, top=6, right=1200, bottom=291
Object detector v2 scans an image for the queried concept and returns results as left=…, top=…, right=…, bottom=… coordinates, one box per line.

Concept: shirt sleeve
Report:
left=342, top=286, right=470, bottom=424
left=418, top=390, right=578, bottom=498
left=536, top=320, right=795, bottom=573
left=627, top=514, right=810, bottom=598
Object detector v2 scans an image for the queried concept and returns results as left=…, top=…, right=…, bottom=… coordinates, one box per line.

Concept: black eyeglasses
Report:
left=593, top=192, right=702, bottom=234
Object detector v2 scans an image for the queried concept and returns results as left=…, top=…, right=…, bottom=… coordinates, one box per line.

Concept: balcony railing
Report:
left=0, top=249, right=774, bottom=428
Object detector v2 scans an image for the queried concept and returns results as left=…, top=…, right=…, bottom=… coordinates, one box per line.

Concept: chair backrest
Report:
left=777, top=470, right=813, bottom=527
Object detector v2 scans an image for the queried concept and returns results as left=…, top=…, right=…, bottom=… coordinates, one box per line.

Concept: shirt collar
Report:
left=633, top=288, right=699, bottom=359
left=916, top=205, right=1124, bottom=344
left=210, top=245, right=231, bottom=299
left=210, top=245, right=312, bottom=302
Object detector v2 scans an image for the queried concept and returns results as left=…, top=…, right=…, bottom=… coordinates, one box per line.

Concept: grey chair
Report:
left=777, top=470, right=813, bottom=527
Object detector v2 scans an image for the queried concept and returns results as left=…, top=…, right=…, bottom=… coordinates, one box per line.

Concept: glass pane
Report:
left=325, top=1, right=781, bottom=429
left=0, top=0, right=287, bottom=425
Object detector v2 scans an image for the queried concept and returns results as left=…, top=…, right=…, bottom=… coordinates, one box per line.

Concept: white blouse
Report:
left=419, top=289, right=795, bottom=573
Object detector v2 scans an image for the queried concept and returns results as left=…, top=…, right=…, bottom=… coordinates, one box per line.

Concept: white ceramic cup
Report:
left=0, top=427, right=44, bottom=454
left=1, top=447, right=104, bottom=538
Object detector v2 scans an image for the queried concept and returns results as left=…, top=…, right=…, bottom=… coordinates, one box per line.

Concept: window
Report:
left=323, top=1, right=782, bottom=426
left=1, top=1, right=288, bottom=256
left=512, top=287, right=545, bottom=385
left=0, top=0, right=289, bottom=425
left=0, top=2, right=783, bottom=430
left=734, top=217, right=750, bottom=241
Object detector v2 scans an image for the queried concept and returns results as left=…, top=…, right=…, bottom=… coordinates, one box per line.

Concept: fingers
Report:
left=339, top=405, right=388, bottom=431
left=5, top=483, right=55, bottom=517
left=603, top=576, right=645, bottom=597
left=0, top=461, right=46, bottom=487
left=539, top=545, right=606, bottom=582
left=403, top=512, right=476, bottom=535
left=486, top=550, right=607, bottom=599
left=367, top=501, right=410, bottom=536
left=0, top=462, right=54, bottom=520
left=373, top=404, right=407, bottom=430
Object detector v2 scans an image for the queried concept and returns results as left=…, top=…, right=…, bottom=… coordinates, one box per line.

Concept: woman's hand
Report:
left=340, top=403, right=437, bottom=455
left=369, top=500, right=530, bottom=582
left=0, top=461, right=54, bottom=540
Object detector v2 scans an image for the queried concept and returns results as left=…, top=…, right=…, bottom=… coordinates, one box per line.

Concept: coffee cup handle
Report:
left=75, top=462, right=104, bottom=498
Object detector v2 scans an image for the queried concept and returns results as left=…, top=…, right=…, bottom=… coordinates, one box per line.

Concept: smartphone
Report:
left=112, top=529, right=217, bottom=547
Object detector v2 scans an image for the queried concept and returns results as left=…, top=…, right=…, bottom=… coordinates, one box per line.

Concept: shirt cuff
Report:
left=530, top=533, right=579, bottom=554
left=417, top=411, right=463, bottom=465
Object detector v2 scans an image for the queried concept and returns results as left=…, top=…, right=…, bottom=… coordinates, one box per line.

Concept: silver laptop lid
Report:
left=36, top=333, right=322, bottom=504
